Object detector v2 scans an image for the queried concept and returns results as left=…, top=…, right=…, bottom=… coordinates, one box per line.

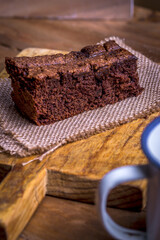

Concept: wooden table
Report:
left=0, top=7, right=159, bottom=239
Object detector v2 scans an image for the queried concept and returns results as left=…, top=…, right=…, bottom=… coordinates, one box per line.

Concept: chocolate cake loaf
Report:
left=5, top=40, right=143, bottom=125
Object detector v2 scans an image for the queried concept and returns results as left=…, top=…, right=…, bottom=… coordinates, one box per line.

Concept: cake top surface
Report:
left=5, top=40, right=138, bottom=81
left=27, top=49, right=136, bottom=80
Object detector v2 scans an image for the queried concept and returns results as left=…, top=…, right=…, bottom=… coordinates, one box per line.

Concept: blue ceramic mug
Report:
left=97, top=117, right=160, bottom=240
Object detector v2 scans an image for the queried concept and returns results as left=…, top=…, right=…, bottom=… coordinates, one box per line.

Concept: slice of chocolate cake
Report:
left=5, top=40, right=143, bottom=125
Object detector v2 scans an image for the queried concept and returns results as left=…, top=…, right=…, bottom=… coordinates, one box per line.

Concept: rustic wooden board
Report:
left=0, top=47, right=159, bottom=240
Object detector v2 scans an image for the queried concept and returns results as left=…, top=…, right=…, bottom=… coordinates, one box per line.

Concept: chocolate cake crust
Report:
left=5, top=40, right=143, bottom=125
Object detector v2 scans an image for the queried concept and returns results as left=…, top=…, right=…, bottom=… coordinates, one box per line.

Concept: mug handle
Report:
left=97, top=164, right=150, bottom=240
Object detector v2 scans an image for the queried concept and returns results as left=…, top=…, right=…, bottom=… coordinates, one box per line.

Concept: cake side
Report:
left=5, top=41, right=143, bottom=125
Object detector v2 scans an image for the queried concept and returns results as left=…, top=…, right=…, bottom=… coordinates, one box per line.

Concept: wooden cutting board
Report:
left=0, top=48, right=159, bottom=240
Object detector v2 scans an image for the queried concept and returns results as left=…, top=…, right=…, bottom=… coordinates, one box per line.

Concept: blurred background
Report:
left=0, top=0, right=159, bottom=19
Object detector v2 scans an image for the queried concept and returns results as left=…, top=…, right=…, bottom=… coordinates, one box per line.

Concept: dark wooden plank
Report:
left=135, top=0, right=160, bottom=11
left=0, top=0, right=132, bottom=19
left=0, top=164, right=11, bottom=183
left=19, top=196, right=146, bottom=240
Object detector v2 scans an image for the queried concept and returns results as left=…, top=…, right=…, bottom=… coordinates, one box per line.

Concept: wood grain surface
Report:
left=0, top=162, right=46, bottom=240
left=0, top=9, right=159, bottom=240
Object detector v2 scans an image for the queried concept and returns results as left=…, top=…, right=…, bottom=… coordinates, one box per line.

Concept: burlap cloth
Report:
left=0, top=37, right=159, bottom=159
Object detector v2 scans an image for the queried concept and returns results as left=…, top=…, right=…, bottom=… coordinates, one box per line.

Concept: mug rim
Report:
left=141, top=116, right=160, bottom=169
